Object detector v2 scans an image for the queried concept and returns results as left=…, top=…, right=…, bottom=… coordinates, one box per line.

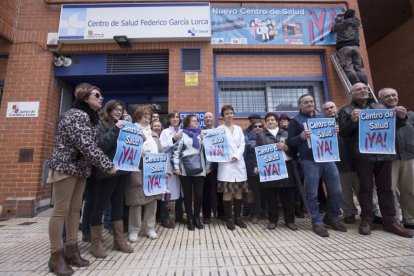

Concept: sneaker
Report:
left=323, top=216, right=347, bottom=232
left=343, top=214, right=356, bottom=224
left=128, top=233, right=138, bottom=243
left=145, top=230, right=158, bottom=239
left=384, top=221, right=414, bottom=238
left=267, top=222, right=277, bottom=230
left=359, top=220, right=372, bottom=235
left=286, top=223, right=299, bottom=231
left=312, top=224, right=329, bottom=237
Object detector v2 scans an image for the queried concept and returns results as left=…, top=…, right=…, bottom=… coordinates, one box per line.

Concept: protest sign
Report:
left=255, top=144, right=288, bottom=182
left=143, top=153, right=168, bottom=196
left=359, top=109, right=396, bottom=154
left=113, top=121, right=143, bottom=171
left=203, top=127, right=231, bottom=162
left=308, top=118, right=340, bottom=162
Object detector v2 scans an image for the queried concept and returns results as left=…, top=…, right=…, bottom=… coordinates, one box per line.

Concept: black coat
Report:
left=256, top=128, right=294, bottom=188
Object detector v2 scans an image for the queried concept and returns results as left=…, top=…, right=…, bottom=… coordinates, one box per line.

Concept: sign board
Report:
left=203, top=127, right=231, bottom=162
left=6, top=102, right=39, bottom=118
left=308, top=118, right=340, bottom=162
left=113, top=122, right=143, bottom=171
left=185, top=72, right=199, bottom=86
left=59, top=3, right=211, bottom=42
left=211, top=6, right=343, bottom=45
left=358, top=109, right=396, bottom=154
left=143, top=153, right=168, bottom=196
left=180, top=112, right=206, bottom=128
left=255, top=144, right=288, bottom=182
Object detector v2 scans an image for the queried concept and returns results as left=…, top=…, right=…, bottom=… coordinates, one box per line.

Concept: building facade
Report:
left=0, top=0, right=369, bottom=217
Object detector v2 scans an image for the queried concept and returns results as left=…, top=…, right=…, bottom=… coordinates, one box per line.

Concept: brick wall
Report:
left=0, top=0, right=371, bottom=217
left=367, top=0, right=414, bottom=110
left=0, top=0, right=19, bottom=41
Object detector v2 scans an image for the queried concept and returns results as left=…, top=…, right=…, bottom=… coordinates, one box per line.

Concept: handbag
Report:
left=182, top=153, right=203, bottom=176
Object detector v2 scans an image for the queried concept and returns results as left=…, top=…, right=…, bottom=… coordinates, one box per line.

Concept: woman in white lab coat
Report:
left=217, top=105, right=249, bottom=230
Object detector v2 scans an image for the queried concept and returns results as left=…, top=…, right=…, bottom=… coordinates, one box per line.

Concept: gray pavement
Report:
left=0, top=212, right=414, bottom=275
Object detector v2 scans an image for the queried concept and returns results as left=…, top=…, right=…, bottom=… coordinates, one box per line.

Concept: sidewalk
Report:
left=0, top=211, right=413, bottom=275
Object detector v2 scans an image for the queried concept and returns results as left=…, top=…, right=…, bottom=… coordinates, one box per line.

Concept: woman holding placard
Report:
left=255, top=112, right=298, bottom=231
left=172, top=114, right=210, bottom=231
left=89, top=100, right=133, bottom=258
left=47, top=85, right=116, bottom=275
left=217, top=105, right=249, bottom=230
left=126, top=106, right=164, bottom=242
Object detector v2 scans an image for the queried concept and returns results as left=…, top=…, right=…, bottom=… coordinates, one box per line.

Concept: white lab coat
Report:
left=159, top=126, right=182, bottom=200
left=217, top=124, right=248, bottom=182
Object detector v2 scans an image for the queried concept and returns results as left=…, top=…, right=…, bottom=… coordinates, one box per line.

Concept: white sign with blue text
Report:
left=59, top=3, right=211, bottom=42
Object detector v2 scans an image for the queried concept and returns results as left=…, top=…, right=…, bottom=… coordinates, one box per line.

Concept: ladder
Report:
left=331, top=53, right=378, bottom=103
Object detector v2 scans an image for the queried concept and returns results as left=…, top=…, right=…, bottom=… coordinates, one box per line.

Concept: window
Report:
left=181, top=48, right=201, bottom=71
left=218, top=80, right=324, bottom=114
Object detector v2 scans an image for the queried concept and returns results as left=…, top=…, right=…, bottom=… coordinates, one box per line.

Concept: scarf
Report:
left=73, top=100, right=100, bottom=126
left=182, top=127, right=201, bottom=149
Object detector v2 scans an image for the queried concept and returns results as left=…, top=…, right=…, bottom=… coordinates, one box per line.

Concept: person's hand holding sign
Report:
left=351, top=109, right=361, bottom=123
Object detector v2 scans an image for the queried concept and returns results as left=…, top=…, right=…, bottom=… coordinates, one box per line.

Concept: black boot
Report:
left=234, top=199, right=247, bottom=228
left=223, top=200, right=235, bottom=230
left=193, top=217, right=204, bottom=229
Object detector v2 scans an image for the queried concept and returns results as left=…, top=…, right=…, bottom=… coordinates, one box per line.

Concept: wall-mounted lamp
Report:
left=53, top=55, right=72, bottom=67
left=113, top=35, right=132, bottom=48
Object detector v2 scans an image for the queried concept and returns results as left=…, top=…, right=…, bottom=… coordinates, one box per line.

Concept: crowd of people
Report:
left=46, top=82, right=414, bottom=275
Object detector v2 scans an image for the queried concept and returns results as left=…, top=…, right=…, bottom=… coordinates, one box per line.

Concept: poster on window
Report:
left=203, top=127, right=231, bottom=162
left=113, top=121, right=143, bottom=171
left=358, top=109, right=396, bottom=154
left=143, top=153, right=168, bottom=196
left=211, top=6, right=344, bottom=45
left=308, top=118, right=340, bottom=162
left=255, top=144, right=288, bottom=182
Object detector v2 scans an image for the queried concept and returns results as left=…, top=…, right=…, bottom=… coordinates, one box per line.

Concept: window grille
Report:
left=218, top=80, right=324, bottom=113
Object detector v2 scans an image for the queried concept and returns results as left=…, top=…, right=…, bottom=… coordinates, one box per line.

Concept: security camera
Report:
left=53, top=55, right=72, bottom=67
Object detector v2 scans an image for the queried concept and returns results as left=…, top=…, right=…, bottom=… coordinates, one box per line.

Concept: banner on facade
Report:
left=255, top=144, right=288, bottom=182
left=203, top=128, right=231, bottom=162
left=211, top=6, right=344, bottom=45
left=59, top=3, right=211, bottom=42
left=143, top=153, right=168, bottom=196
left=358, top=109, right=396, bottom=154
left=113, top=121, right=143, bottom=171
left=308, top=118, right=340, bottom=162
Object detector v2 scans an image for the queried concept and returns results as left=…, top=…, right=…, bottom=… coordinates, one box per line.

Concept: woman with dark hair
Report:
left=160, top=111, right=185, bottom=226
left=217, top=105, right=249, bottom=230
left=89, top=100, right=134, bottom=258
left=172, top=114, right=209, bottom=230
left=47, top=85, right=116, bottom=275
left=126, top=106, right=164, bottom=242
left=255, top=112, right=298, bottom=230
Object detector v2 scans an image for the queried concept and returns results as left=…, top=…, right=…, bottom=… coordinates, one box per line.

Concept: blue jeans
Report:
left=301, top=160, right=342, bottom=225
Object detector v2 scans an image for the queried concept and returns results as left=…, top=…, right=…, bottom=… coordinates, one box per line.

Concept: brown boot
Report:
left=64, top=243, right=89, bottom=267
left=90, top=225, right=108, bottom=258
left=113, top=220, right=134, bottom=253
left=48, top=249, right=74, bottom=276
left=384, top=221, right=414, bottom=238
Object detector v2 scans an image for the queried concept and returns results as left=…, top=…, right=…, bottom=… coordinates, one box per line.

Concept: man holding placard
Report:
left=338, top=82, right=413, bottom=238
left=288, top=94, right=345, bottom=237
left=379, top=88, right=414, bottom=230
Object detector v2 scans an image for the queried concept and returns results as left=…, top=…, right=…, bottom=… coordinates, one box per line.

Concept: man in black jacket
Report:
left=338, top=82, right=413, bottom=238
left=332, top=9, right=367, bottom=85
left=378, top=88, right=414, bottom=229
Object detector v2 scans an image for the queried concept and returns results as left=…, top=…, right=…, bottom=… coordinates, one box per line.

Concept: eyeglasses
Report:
left=91, top=92, right=102, bottom=99
left=253, top=125, right=263, bottom=129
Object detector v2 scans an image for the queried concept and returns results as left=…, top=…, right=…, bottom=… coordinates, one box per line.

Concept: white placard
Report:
left=59, top=3, right=211, bottom=42
left=6, top=102, right=40, bottom=118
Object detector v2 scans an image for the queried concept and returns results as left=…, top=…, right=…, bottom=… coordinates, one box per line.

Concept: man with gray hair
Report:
left=378, top=88, right=414, bottom=229
left=338, top=82, right=413, bottom=237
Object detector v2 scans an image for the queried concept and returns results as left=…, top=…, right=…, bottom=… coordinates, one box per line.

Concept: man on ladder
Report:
left=332, top=9, right=368, bottom=86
